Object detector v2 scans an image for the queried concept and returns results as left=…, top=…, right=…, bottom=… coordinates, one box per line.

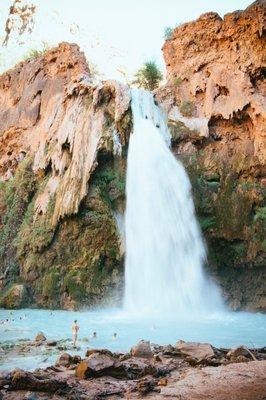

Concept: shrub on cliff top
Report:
left=132, top=61, right=163, bottom=91
left=164, top=26, right=174, bottom=40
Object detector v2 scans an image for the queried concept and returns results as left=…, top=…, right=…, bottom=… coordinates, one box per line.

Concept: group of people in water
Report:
left=71, top=320, right=117, bottom=347
left=1, top=314, right=118, bottom=348
left=0, top=312, right=28, bottom=324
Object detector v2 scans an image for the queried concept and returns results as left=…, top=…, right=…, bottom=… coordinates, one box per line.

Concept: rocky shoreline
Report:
left=1, top=337, right=266, bottom=399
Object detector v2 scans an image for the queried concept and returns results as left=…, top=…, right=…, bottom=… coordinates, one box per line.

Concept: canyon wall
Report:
left=0, top=43, right=131, bottom=309
left=157, top=0, right=265, bottom=310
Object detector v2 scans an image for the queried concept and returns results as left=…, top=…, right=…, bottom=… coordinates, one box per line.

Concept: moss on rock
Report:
left=180, top=149, right=266, bottom=310
left=0, top=284, right=29, bottom=309
left=0, top=152, right=126, bottom=310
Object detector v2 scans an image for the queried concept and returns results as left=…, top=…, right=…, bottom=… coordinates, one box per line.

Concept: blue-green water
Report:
left=0, top=308, right=265, bottom=371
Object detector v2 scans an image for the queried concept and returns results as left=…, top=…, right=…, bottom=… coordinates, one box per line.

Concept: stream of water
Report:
left=124, top=89, right=223, bottom=315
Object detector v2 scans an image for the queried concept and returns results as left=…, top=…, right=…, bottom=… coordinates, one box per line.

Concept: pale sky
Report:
left=0, top=0, right=252, bottom=80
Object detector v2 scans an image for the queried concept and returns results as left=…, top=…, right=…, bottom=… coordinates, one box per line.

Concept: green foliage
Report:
left=198, top=216, right=216, bottom=231
left=16, top=195, right=56, bottom=258
left=63, top=270, right=87, bottom=302
left=164, top=26, right=173, bottom=39
left=92, top=165, right=125, bottom=207
left=23, top=43, right=50, bottom=61
left=42, top=270, right=61, bottom=299
left=132, top=61, right=163, bottom=91
left=254, top=206, right=266, bottom=222
left=0, top=157, right=36, bottom=278
left=163, top=23, right=184, bottom=40
left=23, top=49, right=45, bottom=61
left=180, top=100, right=195, bottom=117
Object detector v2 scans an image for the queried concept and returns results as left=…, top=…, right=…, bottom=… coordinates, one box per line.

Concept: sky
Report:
left=0, top=0, right=252, bottom=81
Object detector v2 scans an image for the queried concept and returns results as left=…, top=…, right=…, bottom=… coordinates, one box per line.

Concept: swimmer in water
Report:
left=112, top=333, right=117, bottom=340
left=92, top=332, right=97, bottom=339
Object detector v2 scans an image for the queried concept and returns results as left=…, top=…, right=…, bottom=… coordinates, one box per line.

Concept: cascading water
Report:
left=124, top=88, right=224, bottom=316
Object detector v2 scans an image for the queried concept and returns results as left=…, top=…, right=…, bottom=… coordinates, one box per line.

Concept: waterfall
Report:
left=124, top=88, right=223, bottom=316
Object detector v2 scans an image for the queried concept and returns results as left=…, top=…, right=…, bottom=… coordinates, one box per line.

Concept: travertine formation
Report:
left=0, top=42, right=130, bottom=224
left=160, top=0, right=265, bottom=163
left=157, top=0, right=266, bottom=310
left=0, top=43, right=130, bottom=309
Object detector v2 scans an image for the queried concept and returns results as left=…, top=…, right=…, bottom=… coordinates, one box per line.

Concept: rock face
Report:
left=0, top=43, right=131, bottom=309
left=0, top=283, right=28, bottom=308
left=158, top=0, right=266, bottom=311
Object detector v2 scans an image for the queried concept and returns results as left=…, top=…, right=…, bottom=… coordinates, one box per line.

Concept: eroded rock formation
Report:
left=0, top=43, right=131, bottom=309
left=157, top=0, right=266, bottom=311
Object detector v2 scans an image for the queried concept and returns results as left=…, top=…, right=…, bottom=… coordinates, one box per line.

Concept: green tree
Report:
left=133, top=61, right=163, bottom=91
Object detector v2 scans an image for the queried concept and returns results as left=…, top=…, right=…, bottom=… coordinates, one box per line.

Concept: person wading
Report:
left=71, top=320, right=80, bottom=347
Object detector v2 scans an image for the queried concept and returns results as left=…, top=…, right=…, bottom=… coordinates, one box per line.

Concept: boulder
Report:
left=56, top=353, right=79, bottom=367
left=131, top=340, right=153, bottom=358
left=76, top=353, right=115, bottom=378
left=35, top=332, right=46, bottom=343
left=76, top=353, right=163, bottom=380
left=85, top=348, right=114, bottom=358
left=46, top=340, right=57, bottom=347
left=0, top=284, right=28, bottom=309
left=227, top=346, right=253, bottom=360
left=175, top=341, right=215, bottom=361
left=10, top=370, right=69, bottom=393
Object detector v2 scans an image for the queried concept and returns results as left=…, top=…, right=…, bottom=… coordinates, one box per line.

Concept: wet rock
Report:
left=55, top=352, right=81, bottom=367
left=46, top=340, right=57, bottom=347
left=176, top=340, right=215, bottom=361
left=10, top=370, right=69, bottom=393
left=76, top=352, right=165, bottom=381
left=0, top=284, right=28, bottom=309
left=35, top=332, right=46, bottom=343
left=131, top=340, right=153, bottom=358
left=0, top=371, right=11, bottom=388
left=161, top=344, right=182, bottom=357
left=76, top=353, right=115, bottom=379
left=85, top=348, right=114, bottom=358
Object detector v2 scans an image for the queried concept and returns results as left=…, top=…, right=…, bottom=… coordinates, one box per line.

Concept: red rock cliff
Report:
left=158, top=0, right=266, bottom=311
left=0, top=43, right=130, bottom=309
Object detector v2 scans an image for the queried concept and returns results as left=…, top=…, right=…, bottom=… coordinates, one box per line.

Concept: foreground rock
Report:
left=0, top=341, right=266, bottom=400
left=131, top=340, right=153, bottom=358
left=147, top=360, right=266, bottom=400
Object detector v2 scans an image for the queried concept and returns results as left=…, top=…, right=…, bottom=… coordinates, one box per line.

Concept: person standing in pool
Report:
left=71, top=320, right=79, bottom=347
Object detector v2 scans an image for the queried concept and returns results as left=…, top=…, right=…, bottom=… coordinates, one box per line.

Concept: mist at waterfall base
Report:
left=1, top=90, right=265, bottom=371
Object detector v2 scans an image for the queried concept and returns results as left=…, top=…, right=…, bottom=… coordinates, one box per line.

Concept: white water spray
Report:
left=124, top=89, right=223, bottom=316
